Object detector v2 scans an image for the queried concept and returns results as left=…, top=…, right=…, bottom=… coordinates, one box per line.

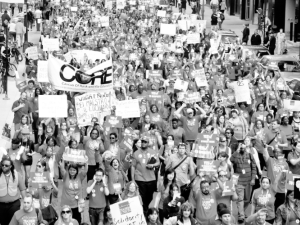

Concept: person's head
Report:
left=260, top=177, right=271, bottom=190
left=28, top=80, right=35, bottom=89
left=281, top=116, right=289, bottom=126
left=110, top=158, right=120, bottom=170
left=179, top=202, right=194, bottom=219
left=127, top=181, right=138, bottom=193
left=137, top=84, right=143, bottom=93
left=68, top=107, right=75, bottom=116
left=256, top=210, right=267, bottom=225
left=286, top=190, right=296, bottom=205
left=271, top=119, right=280, bottom=130
left=94, top=168, right=104, bottom=182
left=34, top=87, right=43, bottom=97
left=150, top=104, right=158, bottom=113
left=219, top=209, right=231, bottom=225
left=257, top=103, right=265, bottom=112
left=293, top=141, right=300, bottom=154
left=230, top=109, right=239, bottom=118
left=90, top=128, right=99, bottom=140
left=141, top=136, right=149, bottom=150
left=20, top=91, right=27, bottom=101
left=169, top=183, right=180, bottom=197
left=46, top=136, right=56, bottom=147
left=21, top=115, right=29, bottom=125
left=172, top=118, right=179, bottom=129
left=178, top=143, right=186, bottom=156
left=68, top=163, right=79, bottom=179
left=225, top=128, right=234, bottom=139
left=218, top=135, right=227, bottom=147
left=61, top=205, right=72, bottom=220
left=217, top=151, right=229, bottom=163
left=167, top=134, right=174, bottom=142
left=147, top=208, right=159, bottom=223
left=144, top=114, right=151, bottom=123
left=68, top=139, right=78, bottom=149
left=186, top=108, right=194, bottom=119
left=110, top=132, right=118, bottom=144
left=23, top=194, right=33, bottom=212
left=218, top=169, right=228, bottom=182
left=200, top=180, right=210, bottom=195
left=255, top=120, right=264, bottom=129
left=244, top=136, right=251, bottom=147
left=1, top=156, right=15, bottom=175
left=29, top=59, right=34, bottom=66
left=36, top=159, right=47, bottom=172
left=163, top=169, right=176, bottom=187
left=273, top=146, right=284, bottom=160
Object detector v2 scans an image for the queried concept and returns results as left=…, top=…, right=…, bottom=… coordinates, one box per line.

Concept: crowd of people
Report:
left=0, top=1, right=299, bottom=225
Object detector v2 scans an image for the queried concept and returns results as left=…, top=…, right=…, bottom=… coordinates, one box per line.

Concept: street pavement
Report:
left=0, top=4, right=294, bottom=223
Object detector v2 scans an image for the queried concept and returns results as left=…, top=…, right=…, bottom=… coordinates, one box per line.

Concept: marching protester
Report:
left=1, top=1, right=300, bottom=225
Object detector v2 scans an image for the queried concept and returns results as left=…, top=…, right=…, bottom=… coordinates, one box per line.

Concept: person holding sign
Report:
left=162, top=183, right=185, bottom=219
left=86, top=168, right=109, bottom=225
left=251, top=177, right=276, bottom=224
left=59, top=160, right=88, bottom=224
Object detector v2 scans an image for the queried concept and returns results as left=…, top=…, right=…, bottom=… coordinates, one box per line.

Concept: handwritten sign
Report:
left=115, top=99, right=140, bottom=118
left=70, top=6, right=78, bottom=11
left=39, top=95, right=68, bottom=118
left=30, top=172, right=50, bottom=188
left=198, top=159, right=220, bottom=175
left=42, top=38, right=59, bottom=51
left=174, top=79, right=188, bottom=91
left=26, top=46, right=38, bottom=60
left=75, top=91, right=113, bottom=126
left=117, top=0, right=126, bottom=9
left=283, top=99, right=300, bottom=112
left=110, top=197, right=146, bottom=225
left=194, top=69, right=208, bottom=87
left=37, top=60, right=49, bottom=83
left=157, top=10, right=166, bottom=17
left=160, top=23, right=176, bottom=36
left=232, top=80, right=251, bottom=104
left=62, top=147, right=88, bottom=163
left=99, top=16, right=109, bottom=27
left=187, top=33, right=200, bottom=44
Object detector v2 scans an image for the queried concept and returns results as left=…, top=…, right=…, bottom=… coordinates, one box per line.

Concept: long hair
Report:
left=0, top=156, right=16, bottom=181
left=121, top=181, right=140, bottom=198
left=284, top=190, right=294, bottom=208
left=163, top=169, right=176, bottom=189
left=178, top=202, right=194, bottom=222
left=67, top=163, right=79, bottom=180
left=57, top=205, right=73, bottom=225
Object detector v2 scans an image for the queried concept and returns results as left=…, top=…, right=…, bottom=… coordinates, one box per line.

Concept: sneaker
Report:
left=238, top=219, right=244, bottom=224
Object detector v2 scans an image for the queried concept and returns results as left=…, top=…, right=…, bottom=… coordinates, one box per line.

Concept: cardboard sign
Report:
left=42, top=38, right=59, bottom=51
left=62, top=147, right=88, bottom=163
left=198, top=159, right=220, bottom=175
left=232, top=80, right=251, bottom=104
left=110, top=197, right=146, bottom=225
left=184, top=92, right=202, bottom=104
left=187, top=33, right=200, bottom=44
left=39, top=95, right=68, bottom=118
left=70, top=6, right=78, bottom=11
left=157, top=10, right=166, bottom=17
left=194, top=69, right=208, bottom=87
left=174, top=79, right=188, bottom=91
left=160, top=23, right=176, bottom=36
left=222, top=180, right=234, bottom=196
left=192, top=133, right=218, bottom=159
left=286, top=174, right=300, bottom=190
left=196, top=133, right=219, bottom=147
left=147, top=70, right=163, bottom=82
left=26, top=46, right=38, bottom=60
left=30, top=172, right=50, bottom=188
left=115, top=99, right=141, bottom=118
left=117, top=0, right=126, bottom=9
left=37, top=60, right=49, bottom=83
left=119, top=136, right=134, bottom=151
left=100, top=16, right=109, bottom=27
left=178, top=20, right=188, bottom=30
left=283, top=99, right=300, bottom=112
left=104, top=115, right=123, bottom=128
left=16, top=80, right=27, bottom=91
left=75, top=91, right=113, bottom=126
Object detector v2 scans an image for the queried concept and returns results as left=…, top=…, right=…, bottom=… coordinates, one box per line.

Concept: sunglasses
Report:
left=141, top=140, right=148, bottom=143
left=91, top=132, right=98, bottom=135
left=37, top=165, right=42, bottom=168
left=62, top=210, right=71, bottom=214
left=110, top=137, right=115, bottom=139
left=2, top=164, right=10, bottom=168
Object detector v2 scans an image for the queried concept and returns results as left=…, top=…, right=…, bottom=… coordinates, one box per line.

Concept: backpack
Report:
left=35, top=208, right=42, bottom=224
left=41, top=205, right=58, bottom=225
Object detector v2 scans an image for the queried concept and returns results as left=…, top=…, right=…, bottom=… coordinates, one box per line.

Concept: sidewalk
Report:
left=0, top=28, right=41, bottom=148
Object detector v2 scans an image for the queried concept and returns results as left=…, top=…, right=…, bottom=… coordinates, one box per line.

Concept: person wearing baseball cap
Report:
left=131, top=135, right=160, bottom=214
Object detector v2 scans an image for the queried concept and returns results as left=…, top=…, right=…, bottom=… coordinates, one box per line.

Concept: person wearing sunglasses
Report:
left=131, top=136, right=160, bottom=214
left=54, top=205, right=79, bottom=225
left=0, top=156, right=26, bottom=225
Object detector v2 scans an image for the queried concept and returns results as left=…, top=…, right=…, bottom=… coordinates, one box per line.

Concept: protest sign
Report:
left=286, top=174, right=300, bottom=190
left=171, top=69, right=182, bottom=79
left=160, top=24, right=176, bottom=36
left=62, top=147, right=88, bottom=163
left=75, top=91, right=113, bottom=126
left=157, top=10, right=166, bottom=17
left=295, top=178, right=300, bottom=200
left=70, top=6, right=78, bottom=11
left=116, top=0, right=126, bottom=9
left=48, top=56, right=113, bottom=92
left=26, top=46, right=38, bottom=60
left=42, top=38, right=59, bottom=51
left=64, top=50, right=106, bottom=64
left=119, top=136, right=134, bottom=151
left=183, top=92, right=201, bottom=104
left=194, top=69, right=208, bottom=86
left=16, top=80, right=27, bottom=92
left=191, top=133, right=219, bottom=159
left=37, top=61, right=49, bottom=83
left=232, top=174, right=239, bottom=185
left=115, top=99, right=140, bottom=118
left=110, top=197, right=146, bottom=225
left=147, top=70, right=163, bottom=81
left=29, top=172, right=50, bottom=188
left=222, top=180, right=234, bottom=196
left=187, top=33, right=200, bottom=44
left=178, top=20, right=188, bottom=30
left=104, top=116, right=123, bottom=128
left=232, top=80, right=251, bottom=104
left=283, top=99, right=300, bottom=111
left=100, top=16, right=109, bottom=27
left=174, top=79, right=188, bottom=91
left=198, top=159, right=219, bottom=175
left=39, top=95, right=68, bottom=118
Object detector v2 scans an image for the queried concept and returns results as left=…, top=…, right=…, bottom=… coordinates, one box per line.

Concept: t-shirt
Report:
left=132, top=148, right=159, bottom=182
left=168, top=127, right=185, bottom=146
left=12, top=100, right=32, bottom=124
left=87, top=180, right=107, bottom=209
left=180, top=115, right=201, bottom=141
left=264, top=130, right=287, bottom=157
left=195, top=190, right=218, bottom=225
left=252, top=188, right=275, bottom=220
left=0, top=172, right=26, bottom=203
left=54, top=219, right=79, bottom=225
left=266, top=157, right=289, bottom=193
left=9, top=209, right=43, bottom=225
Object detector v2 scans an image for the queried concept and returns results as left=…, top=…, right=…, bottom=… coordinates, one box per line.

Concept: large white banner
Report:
left=110, top=197, right=146, bottom=225
left=115, top=99, right=140, bottom=118
left=64, top=50, right=107, bottom=64
left=75, top=91, right=113, bottom=126
left=1, top=0, right=24, bottom=3
left=39, top=95, right=68, bottom=118
left=48, top=56, right=113, bottom=92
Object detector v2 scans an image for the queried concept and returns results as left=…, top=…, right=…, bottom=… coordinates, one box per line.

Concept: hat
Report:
left=186, top=108, right=193, bottom=114
left=219, top=209, right=231, bottom=217
left=21, top=128, right=30, bottom=135
left=141, top=136, right=149, bottom=142
left=231, top=109, right=239, bottom=114
left=169, top=79, right=175, bottom=83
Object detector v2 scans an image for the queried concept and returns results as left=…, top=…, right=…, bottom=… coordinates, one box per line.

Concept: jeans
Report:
left=0, top=199, right=21, bottom=225
left=89, top=207, right=105, bottom=225
left=71, top=207, right=81, bottom=224
left=16, top=33, right=23, bottom=47
left=275, top=192, right=285, bottom=212
left=136, top=180, right=157, bottom=214
left=236, top=184, right=252, bottom=220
